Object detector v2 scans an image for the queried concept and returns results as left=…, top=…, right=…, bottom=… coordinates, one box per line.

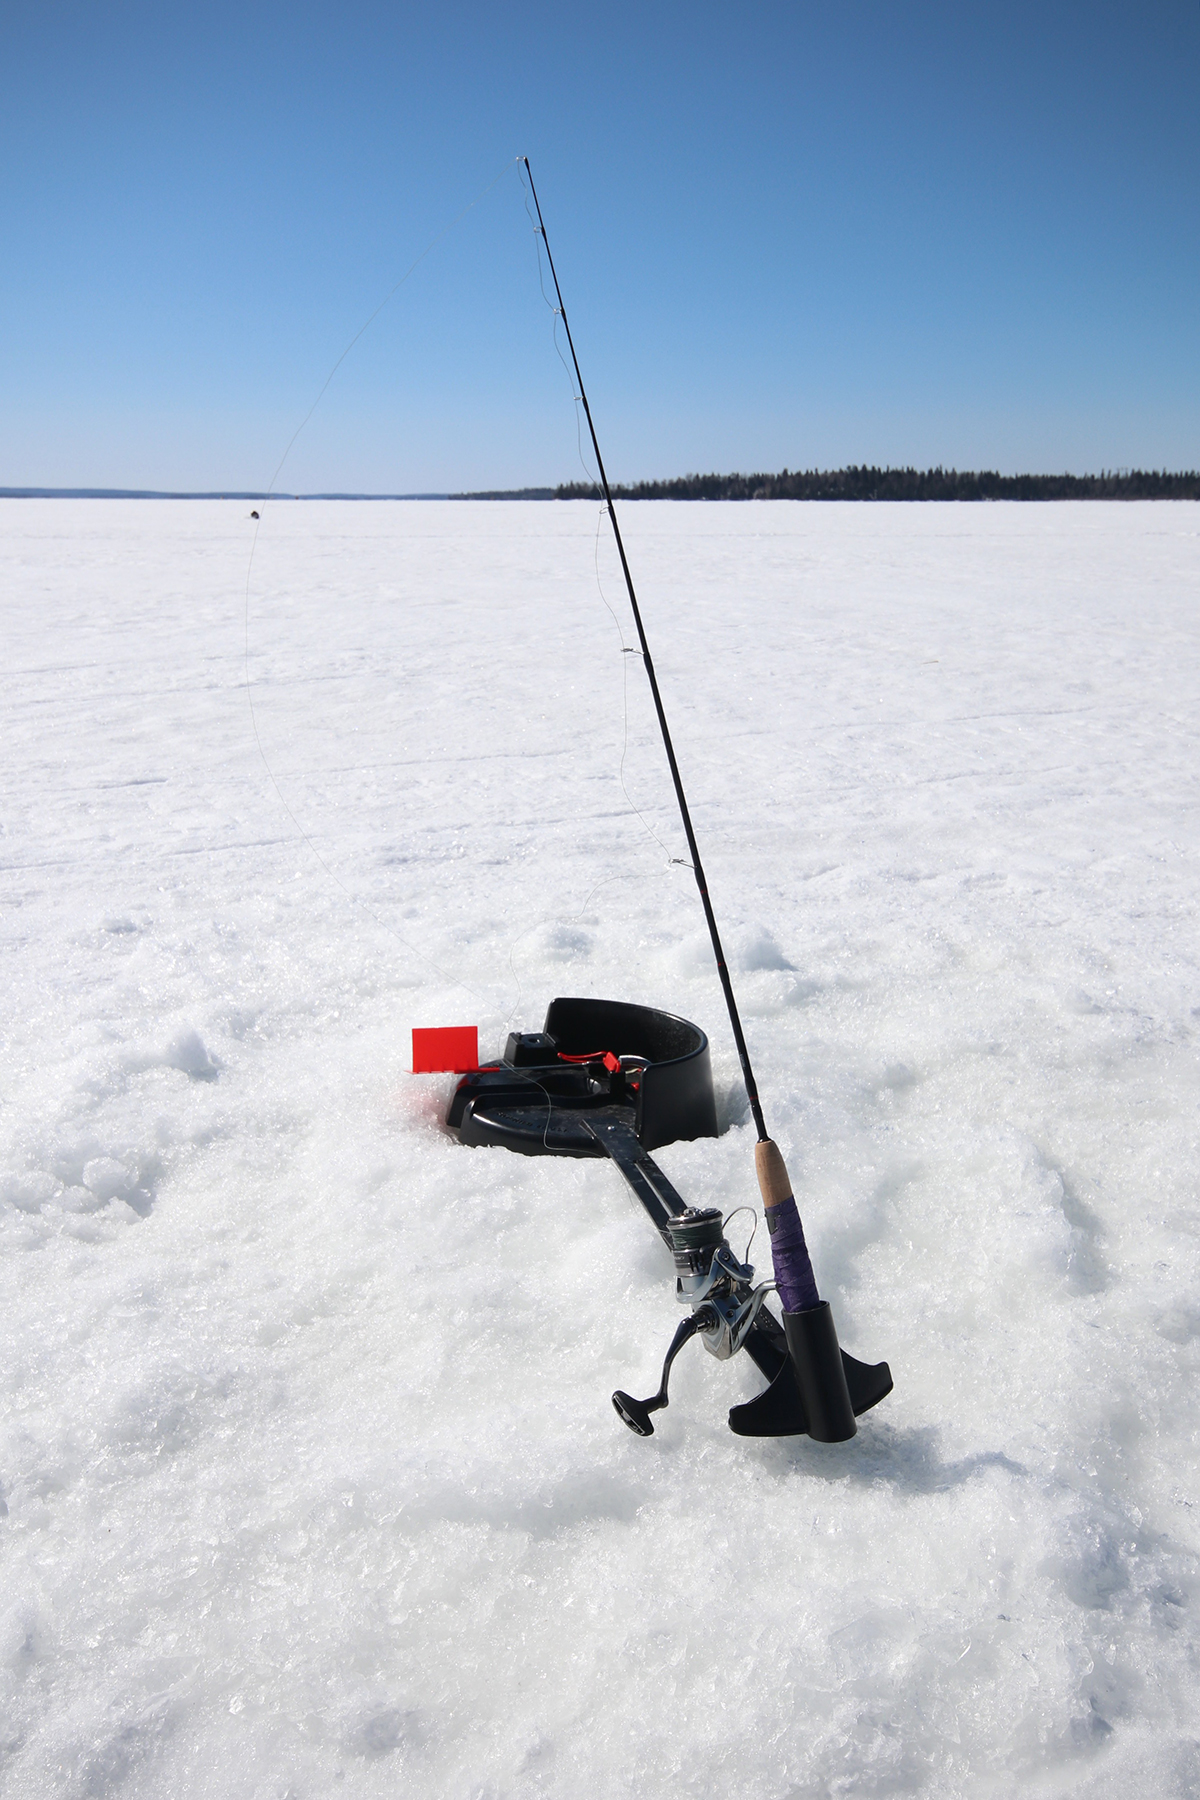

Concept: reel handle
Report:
left=611, top=1310, right=707, bottom=1437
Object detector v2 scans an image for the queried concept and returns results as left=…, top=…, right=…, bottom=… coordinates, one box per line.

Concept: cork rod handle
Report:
left=754, top=1138, right=794, bottom=1212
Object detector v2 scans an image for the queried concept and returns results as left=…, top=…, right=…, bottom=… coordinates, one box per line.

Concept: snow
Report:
left=2, top=496, right=1199, bottom=1798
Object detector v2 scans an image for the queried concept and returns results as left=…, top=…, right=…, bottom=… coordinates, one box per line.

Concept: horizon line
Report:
left=4, top=464, right=1200, bottom=504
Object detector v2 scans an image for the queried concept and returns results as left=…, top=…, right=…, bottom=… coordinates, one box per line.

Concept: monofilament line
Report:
left=241, top=156, right=523, bottom=1011
left=519, top=157, right=770, bottom=1143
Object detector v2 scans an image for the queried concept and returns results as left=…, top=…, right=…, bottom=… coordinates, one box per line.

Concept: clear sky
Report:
left=3, top=0, right=1198, bottom=490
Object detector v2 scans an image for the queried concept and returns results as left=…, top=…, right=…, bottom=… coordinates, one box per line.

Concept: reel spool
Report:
left=611, top=1206, right=777, bottom=1435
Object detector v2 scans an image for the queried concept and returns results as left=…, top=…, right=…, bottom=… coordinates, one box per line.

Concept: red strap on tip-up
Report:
left=558, top=1050, right=622, bottom=1074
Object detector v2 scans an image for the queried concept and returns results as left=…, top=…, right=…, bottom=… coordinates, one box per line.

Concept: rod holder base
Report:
left=728, top=1308, right=893, bottom=1440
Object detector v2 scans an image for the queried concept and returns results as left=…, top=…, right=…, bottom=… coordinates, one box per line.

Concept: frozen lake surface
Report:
left=2, top=498, right=1199, bottom=1798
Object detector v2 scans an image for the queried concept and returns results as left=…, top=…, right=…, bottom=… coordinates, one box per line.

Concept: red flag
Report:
left=411, top=1026, right=479, bottom=1074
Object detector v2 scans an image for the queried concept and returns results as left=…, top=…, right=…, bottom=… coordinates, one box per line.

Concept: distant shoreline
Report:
left=4, top=466, right=1199, bottom=502
left=0, top=488, right=451, bottom=501
left=539, top=466, right=1200, bottom=501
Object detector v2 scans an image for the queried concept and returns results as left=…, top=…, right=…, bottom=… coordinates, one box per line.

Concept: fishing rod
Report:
left=442, top=166, right=892, bottom=1444
left=519, top=159, right=824, bottom=1314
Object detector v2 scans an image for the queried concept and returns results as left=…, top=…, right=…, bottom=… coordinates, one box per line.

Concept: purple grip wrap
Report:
left=766, top=1195, right=820, bottom=1313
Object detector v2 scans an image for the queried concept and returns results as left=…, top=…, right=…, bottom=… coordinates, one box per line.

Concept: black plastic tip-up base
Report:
left=728, top=1302, right=892, bottom=1440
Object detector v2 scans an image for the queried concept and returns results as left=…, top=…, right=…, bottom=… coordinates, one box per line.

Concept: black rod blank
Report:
left=521, top=158, right=769, bottom=1143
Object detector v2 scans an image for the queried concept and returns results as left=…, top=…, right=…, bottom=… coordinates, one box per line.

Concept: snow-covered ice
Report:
left=2, top=497, right=1198, bottom=1798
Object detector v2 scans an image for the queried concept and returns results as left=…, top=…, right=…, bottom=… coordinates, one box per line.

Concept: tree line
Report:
left=540, top=466, right=1200, bottom=501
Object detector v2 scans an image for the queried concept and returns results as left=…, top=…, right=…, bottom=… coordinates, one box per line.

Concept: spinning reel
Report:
left=612, top=1206, right=774, bottom=1435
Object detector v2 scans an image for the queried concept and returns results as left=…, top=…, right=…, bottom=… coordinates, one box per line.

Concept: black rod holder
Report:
left=784, top=1302, right=857, bottom=1443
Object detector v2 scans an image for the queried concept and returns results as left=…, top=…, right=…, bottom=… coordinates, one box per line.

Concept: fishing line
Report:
left=521, top=156, right=771, bottom=1142
left=503, top=862, right=640, bottom=1037
left=241, top=156, right=715, bottom=1091
left=262, top=156, right=522, bottom=503
left=243, top=157, right=523, bottom=1012
left=595, top=509, right=680, bottom=866
left=246, top=155, right=647, bottom=1036
left=521, top=171, right=598, bottom=493
left=499, top=528, right=681, bottom=1035
left=494, top=166, right=688, bottom=1031
left=722, top=1204, right=759, bottom=1267
left=521, top=158, right=684, bottom=873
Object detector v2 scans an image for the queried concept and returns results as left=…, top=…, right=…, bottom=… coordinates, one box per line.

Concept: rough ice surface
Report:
left=2, top=497, right=1198, bottom=1798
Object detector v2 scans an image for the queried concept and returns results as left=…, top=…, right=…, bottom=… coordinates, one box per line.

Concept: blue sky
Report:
left=3, top=0, right=1198, bottom=489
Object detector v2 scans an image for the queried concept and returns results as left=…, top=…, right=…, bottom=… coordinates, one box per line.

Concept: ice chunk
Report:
left=0, top=1170, right=56, bottom=1213
left=162, top=1026, right=219, bottom=1081
left=80, top=1157, right=135, bottom=1202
